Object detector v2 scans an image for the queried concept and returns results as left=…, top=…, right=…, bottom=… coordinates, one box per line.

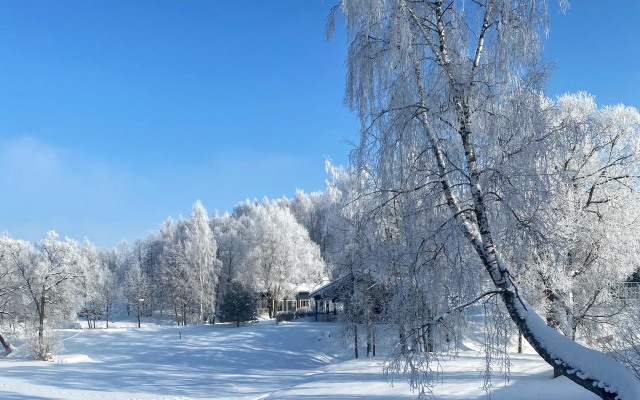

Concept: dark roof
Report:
left=309, top=273, right=353, bottom=301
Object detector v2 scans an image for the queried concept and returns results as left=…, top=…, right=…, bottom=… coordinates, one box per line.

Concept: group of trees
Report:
left=114, top=199, right=327, bottom=329
left=0, top=199, right=327, bottom=359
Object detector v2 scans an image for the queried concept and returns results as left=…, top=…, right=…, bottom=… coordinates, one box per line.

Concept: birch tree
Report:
left=158, top=218, right=195, bottom=325
left=334, top=1, right=640, bottom=398
left=184, top=200, right=218, bottom=323
left=124, top=262, right=148, bottom=328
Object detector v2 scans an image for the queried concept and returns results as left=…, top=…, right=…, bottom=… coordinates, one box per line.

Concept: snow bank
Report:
left=51, top=354, right=95, bottom=363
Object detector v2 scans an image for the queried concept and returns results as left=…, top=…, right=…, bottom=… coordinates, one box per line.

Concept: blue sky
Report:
left=1, top=1, right=638, bottom=248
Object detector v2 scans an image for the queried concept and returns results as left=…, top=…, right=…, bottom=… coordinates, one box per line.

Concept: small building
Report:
left=618, top=281, right=640, bottom=304
left=309, top=274, right=353, bottom=321
left=256, top=283, right=325, bottom=317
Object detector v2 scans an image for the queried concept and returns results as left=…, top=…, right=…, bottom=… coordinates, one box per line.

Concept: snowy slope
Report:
left=0, top=319, right=602, bottom=399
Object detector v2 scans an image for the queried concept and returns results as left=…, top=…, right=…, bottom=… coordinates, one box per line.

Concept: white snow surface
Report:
left=0, top=318, right=623, bottom=399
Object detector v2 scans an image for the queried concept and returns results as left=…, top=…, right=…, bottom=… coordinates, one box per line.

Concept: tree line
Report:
left=0, top=198, right=327, bottom=359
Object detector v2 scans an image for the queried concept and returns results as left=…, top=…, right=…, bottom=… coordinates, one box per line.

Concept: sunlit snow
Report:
left=0, top=317, right=605, bottom=399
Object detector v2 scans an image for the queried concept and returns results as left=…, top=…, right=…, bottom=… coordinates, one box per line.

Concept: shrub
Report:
left=25, top=328, right=61, bottom=361
left=294, top=307, right=314, bottom=318
left=275, top=311, right=295, bottom=323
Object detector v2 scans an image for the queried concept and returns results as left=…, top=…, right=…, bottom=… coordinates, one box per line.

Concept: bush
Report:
left=25, top=329, right=61, bottom=361
left=275, top=311, right=295, bottom=323
left=294, top=307, right=314, bottom=318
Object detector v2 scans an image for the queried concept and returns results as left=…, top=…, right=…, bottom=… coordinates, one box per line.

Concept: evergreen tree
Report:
left=217, top=281, right=257, bottom=327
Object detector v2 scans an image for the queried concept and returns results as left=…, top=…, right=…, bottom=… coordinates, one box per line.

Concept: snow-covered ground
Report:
left=0, top=319, right=600, bottom=399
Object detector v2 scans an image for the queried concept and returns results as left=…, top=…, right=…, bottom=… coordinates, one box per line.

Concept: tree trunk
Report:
left=517, top=329, right=523, bottom=354
left=39, top=294, right=46, bottom=344
left=0, top=333, right=14, bottom=355
left=366, top=320, right=372, bottom=357
left=399, top=326, right=407, bottom=355
left=354, top=324, right=359, bottom=359
left=541, top=278, right=563, bottom=377
left=212, top=280, right=221, bottom=324
left=372, top=325, right=376, bottom=357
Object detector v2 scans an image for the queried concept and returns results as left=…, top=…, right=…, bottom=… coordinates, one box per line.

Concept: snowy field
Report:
left=0, top=319, right=600, bottom=399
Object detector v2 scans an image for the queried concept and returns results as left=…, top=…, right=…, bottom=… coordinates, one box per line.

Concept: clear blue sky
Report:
left=1, top=1, right=638, bottom=248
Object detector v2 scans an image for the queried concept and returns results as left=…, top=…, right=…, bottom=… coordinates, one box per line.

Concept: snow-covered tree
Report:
left=333, top=0, right=640, bottom=398
left=528, top=94, right=640, bottom=341
left=124, top=261, right=148, bottom=328
left=77, top=241, right=105, bottom=328
left=325, top=161, right=477, bottom=366
left=212, top=212, right=250, bottom=323
left=158, top=218, right=197, bottom=325
left=279, top=190, right=335, bottom=258
left=13, top=232, right=84, bottom=359
left=241, top=201, right=325, bottom=318
left=184, top=200, right=218, bottom=323
left=0, top=234, right=25, bottom=354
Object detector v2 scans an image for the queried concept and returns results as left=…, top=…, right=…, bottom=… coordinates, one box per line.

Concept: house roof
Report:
left=309, top=273, right=353, bottom=301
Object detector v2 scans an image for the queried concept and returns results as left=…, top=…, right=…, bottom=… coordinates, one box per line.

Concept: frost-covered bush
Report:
left=24, top=328, right=61, bottom=361
left=294, top=307, right=314, bottom=318
left=275, top=311, right=295, bottom=323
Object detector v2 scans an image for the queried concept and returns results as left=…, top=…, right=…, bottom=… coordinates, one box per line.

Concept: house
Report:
left=309, top=274, right=353, bottom=321
left=255, top=283, right=325, bottom=317
left=309, top=273, right=390, bottom=322
left=618, top=281, right=640, bottom=304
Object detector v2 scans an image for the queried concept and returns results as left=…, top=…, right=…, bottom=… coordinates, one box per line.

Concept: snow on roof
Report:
left=309, top=273, right=353, bottom=300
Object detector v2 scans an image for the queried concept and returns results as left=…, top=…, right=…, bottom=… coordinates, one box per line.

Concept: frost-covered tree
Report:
left=124, top=261, right=148, bottom=328
left=77, top=241, right=105, bottom=328
left=211, top=212, right=250, bottom=323
left=527, top=94, right=640, bottom=342
left=325, top=161, right=477, bottom=366
left=97, top=261, right=119, bottom=328
left=242, top=201, right=325, bottom=318
left=11, top=232, right=84, bottom=359
left=184, top=200, right=218, bottom=323
left=279, top=190, right=335, bottom=258
left=0, top=234, right=26, bottom=354
left=333, top=0, right=640, bottom=398
left=159, top=218, right=197, bottom=325
left=79, top=247, right=120, bottom=329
